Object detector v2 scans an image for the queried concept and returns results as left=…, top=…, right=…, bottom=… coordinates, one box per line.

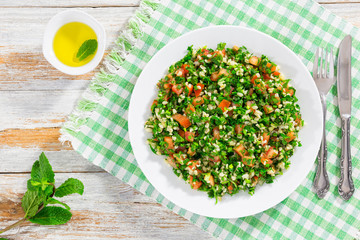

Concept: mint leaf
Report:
left=29, top=206, right=72, bottom=225
left=75, top=39, right=97, bottom=61
left=39, top=152, right=55, bottom=183
left=27, top=179, right=40, bottom=191
left=21, top=191, right=41, bottom=218
left=29, top=153, right=54, bottom=185
left=30, top=160, right=41, bottom=182
left=47, top=198, right=70, bottom=210
left=55, top=178, right=84, bottom=198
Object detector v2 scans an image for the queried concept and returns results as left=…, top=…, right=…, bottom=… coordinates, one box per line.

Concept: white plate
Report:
left=128, top=26, right=322, bottom=218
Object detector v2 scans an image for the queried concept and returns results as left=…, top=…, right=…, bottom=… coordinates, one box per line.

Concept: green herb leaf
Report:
left=0, top=238, right=9, bottom=240
left=39, top=152, right=55, bottom=183
left=21, top=191, right=41, bottom=218
left=76, top=39, right=98, bottom=61
left=30, top=152, right=55, bottom=184
left=55, top=178, right=84, bottom=198
left=29, top=206, right=72, bottom=225
left=47, top=198, right=70, bottom=211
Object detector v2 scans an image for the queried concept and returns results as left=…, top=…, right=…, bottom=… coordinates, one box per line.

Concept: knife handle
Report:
left=338, top=116, right=354, bottom=200
left=314, top=94, right=330, bottom=198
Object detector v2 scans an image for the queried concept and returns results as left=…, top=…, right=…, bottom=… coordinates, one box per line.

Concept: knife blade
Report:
left=337, top=35, right=354, bottom=200
left=337, top=35, right=352, bottom=117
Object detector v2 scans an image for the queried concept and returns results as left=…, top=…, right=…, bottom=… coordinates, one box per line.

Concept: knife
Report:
left=337, top=35, right=355, bottom=200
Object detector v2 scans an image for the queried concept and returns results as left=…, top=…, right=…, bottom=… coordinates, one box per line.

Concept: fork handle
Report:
left=314, top=94, right=330, bottom=198
left=338, top=116, right=354, bottom=200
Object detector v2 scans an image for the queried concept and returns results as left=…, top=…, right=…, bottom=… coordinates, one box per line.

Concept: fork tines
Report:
left=313, top=47, right=334, bottom=80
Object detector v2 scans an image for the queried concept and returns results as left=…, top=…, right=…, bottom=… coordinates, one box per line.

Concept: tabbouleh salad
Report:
left=145, top=43, right=303, bottom=202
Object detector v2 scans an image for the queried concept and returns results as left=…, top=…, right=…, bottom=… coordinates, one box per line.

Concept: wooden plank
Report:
left=0, top=173, right=213, bottom=240
left=321, top=3, right=360, bottom=27
left=0, top=0, right=140, bottom=7
left=0, top=127, right=71, bottom=151
left=0, top=91, right=82, bottom=130
left=0, top=7, right=136, bottom=91
left=0, top=149, right=103, bottom=173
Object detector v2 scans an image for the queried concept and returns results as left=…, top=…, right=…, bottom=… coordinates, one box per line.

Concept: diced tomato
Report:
left=249, top=56, right=259, bottom=66
left=178, top=129, right=185, bottom=138
left=209, top=175, right=215, bottom=186
left=185, top=131, right=195, bottom=142
left=210, top=156, right=221, bottom=162
left=263, top=105, right=274, bottom=114
left=286, top=132, right=296, bottom=142
left=235, top=124, right=244, bottom=134
left=263, top=73, right=271, bottom=80
left=194, top=83, right=204, bottom=97
left=189, top=176, right=202, bottom=190
left=250, top=75, right=258, bottom=84
left=228, top=184, right=234, bottom=194
left=186, top=104, right=196, bottom=114
left=214, top=49, right=225, bottom=57
left=262, top=132, right=270, bottom=146
left=172, top=114, right=191, bottom=128
left=166, top=73, right=173, bottom=80
left=163, top=83, right=172, bottom=89
left=218, top=99, right=231, bottom=112
left=266, top=146, right=278, bottom=158
left=211, top=68, right=228, bottom=81
left=213, top=126, right=220, bottom=140
left=261, top=157, right=273, bottom=165
left=265, top=62, right=277, bottom=72
left=151, top=100, right=158, bottom=110
left=234, top=144, right=246, bottom=157
left=201, top=49, right=210, bottom=56
left=192, top=97, right=204, bottom=106
left=187, top=160, right=200, bottom=171
left=242, top=156, right=255, bottom=167
left=285, top=88, right=294, bottom=96
left=187, top=147, right=196, bottom=156
left=273, top=71, right=280, bottom=76
left=181, top=64, right=189, bottom=75
left=164, top=136, right=174, bottom=150
left=172, top=84, right=183, bottom=96
left=166, top=155, right=177, bottom=169
left=186, top=83, right=193, bottom=96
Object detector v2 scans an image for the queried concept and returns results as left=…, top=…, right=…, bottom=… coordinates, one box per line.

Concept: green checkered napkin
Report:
left=60, top=0, right=360, bottom=239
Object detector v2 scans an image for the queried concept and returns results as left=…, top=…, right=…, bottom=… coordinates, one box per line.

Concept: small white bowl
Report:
left=43, top=10, right=106, bottom=75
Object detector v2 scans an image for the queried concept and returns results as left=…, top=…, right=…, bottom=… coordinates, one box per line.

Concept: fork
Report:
left=313, top=47, right=334, bottom=199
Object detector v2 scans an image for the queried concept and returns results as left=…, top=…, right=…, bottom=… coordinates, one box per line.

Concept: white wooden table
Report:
left=0, top=1, right=358, bottom=239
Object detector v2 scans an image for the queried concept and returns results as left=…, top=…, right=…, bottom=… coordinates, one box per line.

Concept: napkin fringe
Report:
left=59, top=0, right=161, bottom=144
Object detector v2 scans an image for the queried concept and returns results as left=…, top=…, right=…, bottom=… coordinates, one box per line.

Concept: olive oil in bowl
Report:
left=53, top=22, right=98, bottom=67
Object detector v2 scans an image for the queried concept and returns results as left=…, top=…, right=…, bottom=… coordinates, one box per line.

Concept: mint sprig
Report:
left=75, top=39, right=98, bottom=62
left=55, top=178, right=84, bottom=197
left=0, top=152, right=84, bottom=235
